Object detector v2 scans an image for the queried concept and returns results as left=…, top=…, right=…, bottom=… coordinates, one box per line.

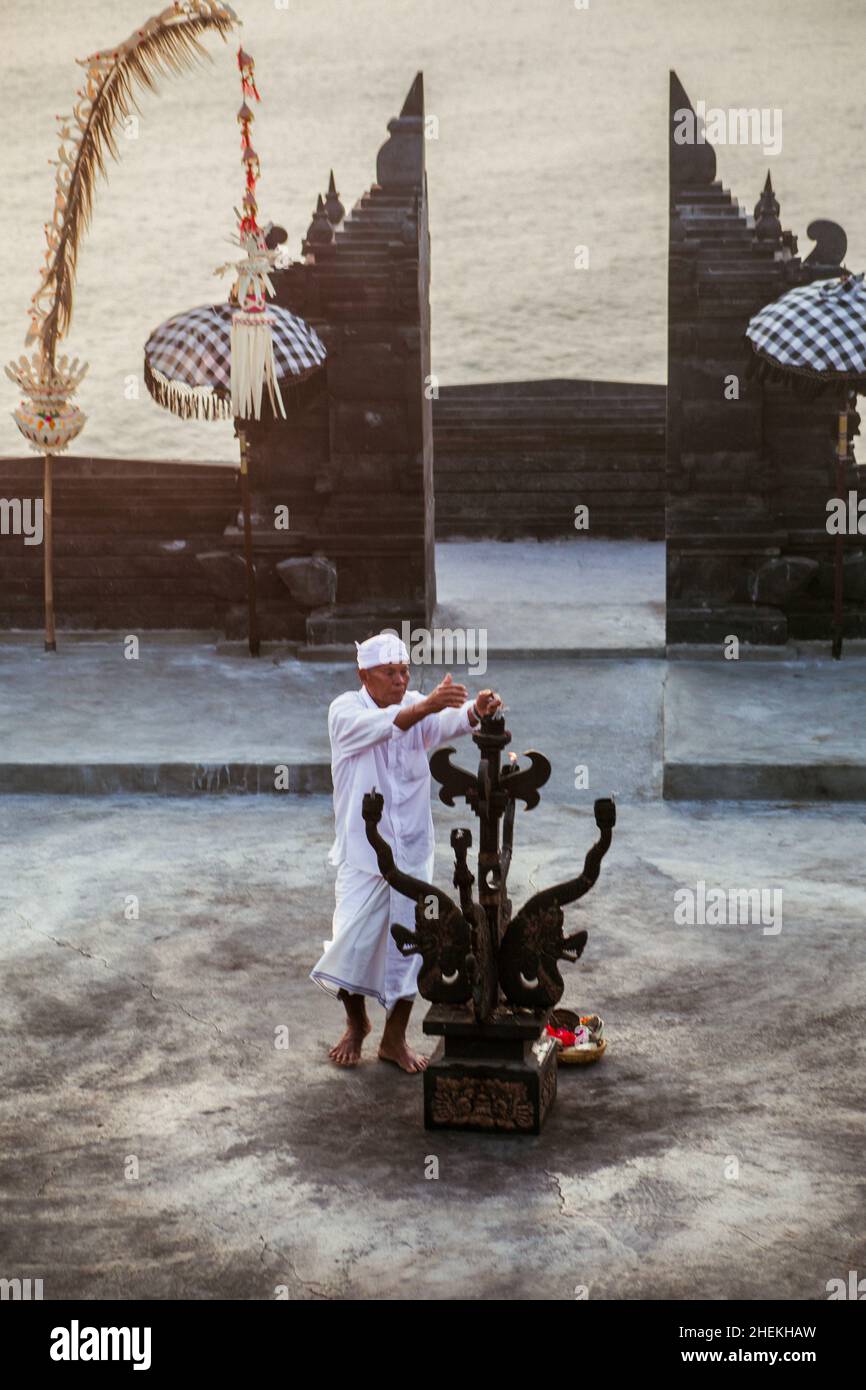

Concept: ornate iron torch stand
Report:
left=361, top=711, right=616, bottom=1134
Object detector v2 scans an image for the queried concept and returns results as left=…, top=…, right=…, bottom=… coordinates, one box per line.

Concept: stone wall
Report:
left=433, top=379, right=665, bottom=539
left=0, top=456, right=238, bottom=631
left=0, top=374, right=666, bottom=634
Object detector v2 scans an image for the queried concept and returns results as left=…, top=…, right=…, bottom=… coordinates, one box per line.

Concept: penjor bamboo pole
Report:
left=43, top=453, right=56, bottom=651
left=237, top=428, right=260, bottom=657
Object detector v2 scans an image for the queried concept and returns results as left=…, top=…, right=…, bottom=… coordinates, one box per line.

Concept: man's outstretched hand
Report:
left=423, top=673, right=469, bottom=713
left=393, top=674, right=503, bottom=732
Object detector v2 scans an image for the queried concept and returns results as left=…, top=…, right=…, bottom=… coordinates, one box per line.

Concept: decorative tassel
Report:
left=230, top=309, right=286, bottom=420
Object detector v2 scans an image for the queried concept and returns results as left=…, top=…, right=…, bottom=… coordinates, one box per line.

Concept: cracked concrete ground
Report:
left=2, top=778, right=865, bottom=1299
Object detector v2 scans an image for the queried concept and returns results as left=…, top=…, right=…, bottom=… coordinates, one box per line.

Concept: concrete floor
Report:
left=664, top=657, right=866, bottom=800
left=0, top=649, right=663, bottom=799
left=3, top=637, right=861, bottom=803
left=2, top=793, right=864, bottom=1300
left=0, top=648, right=660, bottom=775
left=434, top=538, right=665, bottom=655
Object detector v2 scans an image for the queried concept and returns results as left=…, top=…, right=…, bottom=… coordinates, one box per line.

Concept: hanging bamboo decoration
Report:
left=220, top=46, right=286, bottom=423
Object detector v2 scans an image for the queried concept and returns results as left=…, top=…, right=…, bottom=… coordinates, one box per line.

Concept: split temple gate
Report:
left=0, top=69, right=860, bottom=644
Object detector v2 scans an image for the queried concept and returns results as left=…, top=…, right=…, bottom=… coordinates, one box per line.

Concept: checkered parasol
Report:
left=144, top=302, right=327, bottom=420
left=747, top=271, right=866, bottom=661
left=746, top=273, right=866, bottom=385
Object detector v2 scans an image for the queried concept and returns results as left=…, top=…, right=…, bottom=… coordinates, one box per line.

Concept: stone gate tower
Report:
left=666, top=71, right=863, bottom=646
left=228, top=74, right=435, bottom=645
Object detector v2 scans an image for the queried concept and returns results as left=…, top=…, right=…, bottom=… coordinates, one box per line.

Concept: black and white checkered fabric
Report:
left=144, top=302, right=326, bottom=413
left=746, top=273, right=866, bottom=381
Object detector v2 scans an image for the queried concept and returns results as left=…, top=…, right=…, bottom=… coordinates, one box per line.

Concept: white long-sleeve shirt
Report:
left=327, top=685, right=476, bottom=876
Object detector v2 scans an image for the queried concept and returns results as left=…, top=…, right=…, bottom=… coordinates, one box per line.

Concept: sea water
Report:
left=2, top=0, right=864, bottom=463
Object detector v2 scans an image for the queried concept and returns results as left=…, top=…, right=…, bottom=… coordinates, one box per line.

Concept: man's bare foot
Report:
left=378, top=998, right=426, bottom=1072
left=377, top=1040, right=428, bottom=1074
left=329, top=1018, right=372, bottom=1067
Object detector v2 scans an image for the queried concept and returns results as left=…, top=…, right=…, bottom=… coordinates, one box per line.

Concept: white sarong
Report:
left=311, top=859, right=429, bottom=1014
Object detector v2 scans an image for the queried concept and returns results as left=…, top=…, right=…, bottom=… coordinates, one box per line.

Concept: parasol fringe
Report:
left=744, top=345, right=866, bottom=400
left=144, top=359, right=233, bottom=421
left=144, top=351, right=325, bottom=422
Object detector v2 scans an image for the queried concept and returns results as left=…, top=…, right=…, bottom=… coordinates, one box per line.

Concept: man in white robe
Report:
left=311, top=631, right=501, bottom=1072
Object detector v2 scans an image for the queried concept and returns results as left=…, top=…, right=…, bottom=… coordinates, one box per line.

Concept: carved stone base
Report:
left=422, top=1004, right=558, bottom=1134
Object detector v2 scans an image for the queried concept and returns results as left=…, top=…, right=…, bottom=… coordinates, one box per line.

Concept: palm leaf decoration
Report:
left=33, top=1, right=240, bottom=369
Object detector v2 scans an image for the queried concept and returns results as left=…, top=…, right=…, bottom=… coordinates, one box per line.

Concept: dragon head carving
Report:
left=392, top=898, right=475, bottom=1005
left=498, top=900, right=587, bottom=1010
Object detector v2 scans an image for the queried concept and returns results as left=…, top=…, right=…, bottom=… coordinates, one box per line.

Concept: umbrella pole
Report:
left=832, top=402, right=848, bottom=661
left=237, top=427, right=260, bottom=658
left=43, top=452, right=56, bottom=652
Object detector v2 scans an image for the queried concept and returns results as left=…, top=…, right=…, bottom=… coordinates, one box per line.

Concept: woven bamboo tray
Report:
left=548, top=1008, right=606, bottom=1065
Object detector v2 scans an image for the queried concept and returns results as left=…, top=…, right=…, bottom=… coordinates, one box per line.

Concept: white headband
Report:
left=355, top=632, right=410, bottom=670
